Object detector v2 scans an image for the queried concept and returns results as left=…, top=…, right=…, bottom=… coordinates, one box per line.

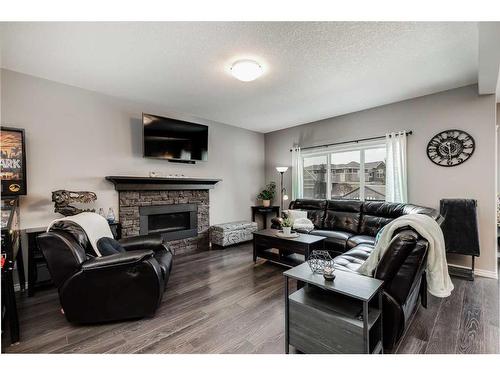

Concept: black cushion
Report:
left=310, top=229, right=352, bottom=254
left=359, top=201, right=440, bottom=236
left=333, top=243, right=374, bottom=272
left=343, top=243, right=374, bottom=260
left=347, top=235, right=376, bottom=249
left=289, top=199, right=327, bottom=228
left=332, top=254, right=365, bottom=272
left=97, top=237, right=126, bottom=256
left=323, top=200, right=362, bottom=233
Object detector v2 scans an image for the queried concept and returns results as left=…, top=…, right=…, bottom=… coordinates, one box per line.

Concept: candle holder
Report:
left=323, top=265, right=336, bottom=281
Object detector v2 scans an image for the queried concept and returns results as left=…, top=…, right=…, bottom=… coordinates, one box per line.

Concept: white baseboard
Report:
left=448, top=262, right=498, bottom=280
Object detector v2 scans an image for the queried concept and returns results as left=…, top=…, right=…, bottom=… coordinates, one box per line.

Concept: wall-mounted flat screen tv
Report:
left=143, top=113, right=208, bottom=162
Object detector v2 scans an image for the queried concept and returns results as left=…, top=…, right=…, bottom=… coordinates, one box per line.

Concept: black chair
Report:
left=37, top=220, right=173, bottom=324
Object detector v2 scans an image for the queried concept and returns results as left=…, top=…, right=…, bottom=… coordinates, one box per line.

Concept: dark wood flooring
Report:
left=3, top=243, right=499, bottom=354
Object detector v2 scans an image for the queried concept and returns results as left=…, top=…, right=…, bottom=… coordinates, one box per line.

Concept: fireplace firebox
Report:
left=139, top=204, right=198, bottom=241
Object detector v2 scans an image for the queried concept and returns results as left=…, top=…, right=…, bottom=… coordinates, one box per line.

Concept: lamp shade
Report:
left=276, top=166, right=288, bottom=173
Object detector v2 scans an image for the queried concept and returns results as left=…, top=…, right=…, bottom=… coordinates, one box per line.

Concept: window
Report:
left=330, top=150, right=360, bottom=199
left=301, top=142, right=386, bottom=201
left=302, top=155, right=328, bottom=199
left=364, top=147, right=386, bottom=201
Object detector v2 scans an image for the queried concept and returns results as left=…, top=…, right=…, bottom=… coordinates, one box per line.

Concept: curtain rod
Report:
left=289, top=131, right=413, bottom=152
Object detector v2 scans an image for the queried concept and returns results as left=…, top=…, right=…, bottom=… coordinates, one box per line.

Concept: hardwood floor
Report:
left=3, top=243, right=499, bottom=354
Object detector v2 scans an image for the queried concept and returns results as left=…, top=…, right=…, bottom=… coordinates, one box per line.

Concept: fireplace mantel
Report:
left=105, top=176, right=222, bottom=191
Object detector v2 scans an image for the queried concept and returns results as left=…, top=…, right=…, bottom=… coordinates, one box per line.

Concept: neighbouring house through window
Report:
left=301, top=141, right=386, bottom=201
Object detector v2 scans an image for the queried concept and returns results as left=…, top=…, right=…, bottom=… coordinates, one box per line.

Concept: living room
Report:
left=1, top=1, right=500, bottom=373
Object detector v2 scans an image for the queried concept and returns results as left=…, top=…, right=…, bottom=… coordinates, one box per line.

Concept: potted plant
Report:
left=257, top=182, right=276, bottom=207
left=281, top=217, right=293, bottom=236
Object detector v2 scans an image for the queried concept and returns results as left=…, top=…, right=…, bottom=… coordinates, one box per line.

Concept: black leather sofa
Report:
left=37, top=221, right=173, bottom=324
left=272, top=199, right=441, bottom=350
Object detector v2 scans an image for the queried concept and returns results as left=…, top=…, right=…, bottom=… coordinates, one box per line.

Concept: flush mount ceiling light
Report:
left=230, top=59, right=263, bottom=82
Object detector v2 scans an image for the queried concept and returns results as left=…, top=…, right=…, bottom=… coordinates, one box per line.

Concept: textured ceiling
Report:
left=0, top=22, right=478, bottom=133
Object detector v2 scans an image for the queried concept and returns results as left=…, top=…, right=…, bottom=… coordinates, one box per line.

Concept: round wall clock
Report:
left=426, top=129, right=475, bottom=167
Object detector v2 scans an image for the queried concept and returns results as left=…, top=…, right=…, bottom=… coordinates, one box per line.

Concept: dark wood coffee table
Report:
left=253, top=229, right=325, bottom=267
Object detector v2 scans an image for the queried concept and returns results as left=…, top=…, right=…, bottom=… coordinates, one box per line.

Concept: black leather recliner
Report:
left=272, top=199, right=442, bottom=350
left=37, top=221, right=173, bottom=324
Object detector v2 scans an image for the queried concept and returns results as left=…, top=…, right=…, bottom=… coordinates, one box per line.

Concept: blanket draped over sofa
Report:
left=358, top=213, right=454, bottom=298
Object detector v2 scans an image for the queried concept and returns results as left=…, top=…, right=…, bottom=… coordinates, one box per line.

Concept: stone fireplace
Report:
left=106, top=176, right=221, bottom=255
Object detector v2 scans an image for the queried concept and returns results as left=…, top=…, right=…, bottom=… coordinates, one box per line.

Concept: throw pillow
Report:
left=283, top=209, right=308, bottom=224
left=96, top=237, right=126, bottom=256
left=293, top=217, right=314, bottom=232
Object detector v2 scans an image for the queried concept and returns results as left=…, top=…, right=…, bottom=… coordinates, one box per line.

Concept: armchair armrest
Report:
left=118, top=234, right=165, bottom=252
left=81, top=250, right=154, bottom=271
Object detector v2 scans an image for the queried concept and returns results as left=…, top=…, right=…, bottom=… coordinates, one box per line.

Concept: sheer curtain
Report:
left=291, top=145, right=303, bottom=200
left=385, top=132, right=408, bottom=203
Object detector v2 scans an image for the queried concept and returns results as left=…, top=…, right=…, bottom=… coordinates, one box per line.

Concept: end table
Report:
left=251, top=205, right=280, bottom=229
left=284, top=263, right=384, bottom=354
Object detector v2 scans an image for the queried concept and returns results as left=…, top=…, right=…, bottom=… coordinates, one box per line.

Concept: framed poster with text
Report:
left=0, top=127, right=27, bottom=196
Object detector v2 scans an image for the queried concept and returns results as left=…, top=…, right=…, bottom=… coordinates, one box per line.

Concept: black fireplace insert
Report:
left=139, top=203, right=198, bottom=241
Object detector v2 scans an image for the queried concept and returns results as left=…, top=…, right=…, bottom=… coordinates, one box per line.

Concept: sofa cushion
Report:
left=332, top=254, right=364, bottom=273
left=359, top=201, right=405, bottom=236
left=310, top=229, right=352, bottom=254
left=347, top=235, right=376, bottom=249
left=359, top=201, right=439, bottom=237
left=323, top=200, right=362, bottom=233
left=332, top=243, right=374, bottom=273
left=289, top=199, right=327, bottom=228
left=344, top=243, right=374, bottom=260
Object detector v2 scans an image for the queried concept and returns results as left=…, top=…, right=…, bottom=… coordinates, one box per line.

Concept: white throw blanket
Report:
left=47, top=212, right=114, bottom=257
left=357, top=213, right=454, bottom=298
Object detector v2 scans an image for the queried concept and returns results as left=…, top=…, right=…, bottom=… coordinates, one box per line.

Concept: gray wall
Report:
left=265, top=85, right=498, bottom=276
left=497, top=103, right=500, bottom=191
left=1, top=69, right=265, bottom=229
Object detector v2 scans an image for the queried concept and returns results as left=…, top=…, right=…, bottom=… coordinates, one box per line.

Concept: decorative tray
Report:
left=275, top=231, right=300, bottom=238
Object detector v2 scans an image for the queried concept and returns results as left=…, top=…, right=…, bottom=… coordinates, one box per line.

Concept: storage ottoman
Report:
left=209, top=221, right=258, bottom=247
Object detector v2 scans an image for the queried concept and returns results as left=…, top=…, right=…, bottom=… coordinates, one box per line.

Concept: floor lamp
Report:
left=276, top=167, right=289, bottom=213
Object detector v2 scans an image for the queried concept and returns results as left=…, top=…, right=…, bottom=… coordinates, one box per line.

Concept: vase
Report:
left=282, top=226, right=292, bottom=236
left=262, top=199, right=271, bottom=207
left=107, top=208, right=116, bottom=223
